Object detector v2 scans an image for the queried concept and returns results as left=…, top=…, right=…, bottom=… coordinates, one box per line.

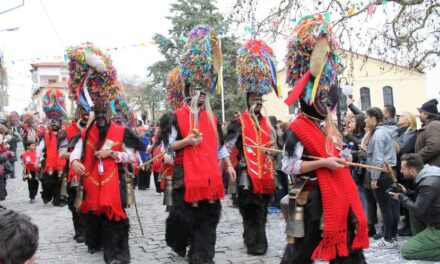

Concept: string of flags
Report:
left=3, top=40, right=161, bottom=65
left=5, top=0, right=391, bottom=66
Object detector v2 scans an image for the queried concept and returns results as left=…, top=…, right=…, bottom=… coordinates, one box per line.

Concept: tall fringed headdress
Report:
left=42, top=88, right=69, bottom=121
left=166, top=66, right=185, bottom=109
left=109, top=95, right=136, bottom=128
left=284, top=14, right=340, bottom=114
left=178, top=26, right=223, bottom=94
left=66, top=42, right=122, bottom=112
left=236, top=39, right=280, bottom=97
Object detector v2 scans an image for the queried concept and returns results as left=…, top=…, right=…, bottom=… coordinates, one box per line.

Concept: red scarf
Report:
left=22, top=150, right=39, bottom=172
left=44, top=130, right=66, bottom=172
left=240, top=111, right=275, bottom=194
left=289, top=115, right=368, bottom=261
left=81, top=122, right=126, bottom=221
left=174, top=104, right=224, bottom=203
left=65, top=122, right=81, bottom=183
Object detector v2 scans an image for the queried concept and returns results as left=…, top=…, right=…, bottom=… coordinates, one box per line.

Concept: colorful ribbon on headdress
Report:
left=236, top=39, right=279, bottom=97
left=284, top=13, right=339, bottom=106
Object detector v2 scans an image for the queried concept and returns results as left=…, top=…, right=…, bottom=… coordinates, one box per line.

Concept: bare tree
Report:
left=122, top=75, right=166, bottom=124
left=228, top=0, right=439, bottom=71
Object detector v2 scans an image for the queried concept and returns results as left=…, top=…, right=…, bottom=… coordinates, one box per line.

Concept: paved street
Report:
left=1, top=159, right=439, bottom=264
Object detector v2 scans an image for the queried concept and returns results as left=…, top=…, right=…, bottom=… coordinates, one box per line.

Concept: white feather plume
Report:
left=84, top=52, right=106, bottom=73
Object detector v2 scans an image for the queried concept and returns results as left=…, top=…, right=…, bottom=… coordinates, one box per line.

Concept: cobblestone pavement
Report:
left=1, top=159, right=439, bottom=264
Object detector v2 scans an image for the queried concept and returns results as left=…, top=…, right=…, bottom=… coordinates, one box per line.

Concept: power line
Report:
left=38, top=0, right=65, bottom=46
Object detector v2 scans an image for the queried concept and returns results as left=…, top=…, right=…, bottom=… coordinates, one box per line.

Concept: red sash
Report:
left=65, top=122, right=81, bottom=183
left=44, top=131, right=66, bottom=172
left=22, top=150, right=39, bottom=172
left=289, top=115, right=368, bottom=260
left=240, top=111, right=275, bottom=194
left=80, top=122, right=126, bottom=221
left=174, top=105, right=224, bottom=203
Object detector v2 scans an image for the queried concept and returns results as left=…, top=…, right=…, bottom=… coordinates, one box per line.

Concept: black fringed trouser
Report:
left=281, top=188, right=367, bottom=264
left=165, top=166, right=221, bottom=264
left=84, top=213, right=130, bottom=264
left=40, top=171, right=62, bottom=205
left=236, top=169, right=271, bottom=255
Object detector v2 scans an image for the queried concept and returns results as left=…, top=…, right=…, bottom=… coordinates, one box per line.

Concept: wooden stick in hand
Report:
left=243, top=144, right=388, bottom=173
left=139, top=151, right=165, bottom=169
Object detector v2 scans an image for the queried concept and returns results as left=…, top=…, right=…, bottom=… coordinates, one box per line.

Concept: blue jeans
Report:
left=372, top=172, right=400, bottom=241
left=356, top=183, right=368, bottom=217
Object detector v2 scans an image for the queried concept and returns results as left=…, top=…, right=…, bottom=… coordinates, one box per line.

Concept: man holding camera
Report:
left=389, top=153, right=440, bottom=261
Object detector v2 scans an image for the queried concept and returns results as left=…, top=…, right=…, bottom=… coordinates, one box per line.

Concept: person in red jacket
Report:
left=21, top=141, right=40, bottom=204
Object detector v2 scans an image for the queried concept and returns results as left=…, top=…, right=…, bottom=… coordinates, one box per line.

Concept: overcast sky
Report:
left=0, top=0, right=438, bottom=113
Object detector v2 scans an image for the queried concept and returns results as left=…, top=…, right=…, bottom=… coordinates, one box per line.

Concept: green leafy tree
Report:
left=147, top=0, right=246, bottom=121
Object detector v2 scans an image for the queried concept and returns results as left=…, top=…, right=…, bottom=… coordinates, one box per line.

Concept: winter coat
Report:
left=396, top=126, right=417, bottom=155
left=415, top=119, right=440, bottom=167
left=366, top=124, right=397, bottom=181
left=399, top=164, right=440, bottom=228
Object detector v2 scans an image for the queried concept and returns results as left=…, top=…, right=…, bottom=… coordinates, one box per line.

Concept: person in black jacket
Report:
left=395, top=112, right=417, bottom=236
left=389, top=153, right=440, bottom=261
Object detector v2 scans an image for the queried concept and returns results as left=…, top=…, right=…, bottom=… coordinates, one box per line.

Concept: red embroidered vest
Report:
left=240, top=111, right=275, bottom=194
left=65, top=122, right=81, bottom=183
left=80, top=122, right=126, bottom=221
left=44, top=131, right=66, bottom=172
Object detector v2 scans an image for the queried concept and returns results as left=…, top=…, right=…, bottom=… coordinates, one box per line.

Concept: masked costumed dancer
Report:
left=58, top=106, right=90, bottom=243
left=280, top=14, right=369, bottom=263
left=67, top=43, right=146, bottom=264
left=224, top=39, right=279, bottom=255
left=149, top=66, right=185, bottom=209
left=110, top=96, right=137, bottom=130
left=37, top=88, right=69, bottom=206
left=162, top=26, right=236, bottom=264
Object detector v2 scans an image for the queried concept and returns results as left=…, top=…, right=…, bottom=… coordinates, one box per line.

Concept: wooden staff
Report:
left=138, top=151, right=165, bottom=169
left=134, top=203, right=144, bottom=236
left=243, top=144, right=389, bottom=173
left=384, top=160, right=398, bottom=182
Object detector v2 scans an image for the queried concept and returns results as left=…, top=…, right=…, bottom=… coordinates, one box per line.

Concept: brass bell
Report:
left=60, top=176, right=68, bottom=199
left=292, top=206, right=305, bottom=238
left=227, top=177, right=237, bottom=195
left=125, top=173, right=136, bottom=208
left=285, top=219, right=296, bottom=238
left=239, top=170, right=251, bottom=190
left=74, top=184, right=84, bottom=211
left=163, top=176, right=173, bottom=206
left=286, top=235, right=295, bottom=244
